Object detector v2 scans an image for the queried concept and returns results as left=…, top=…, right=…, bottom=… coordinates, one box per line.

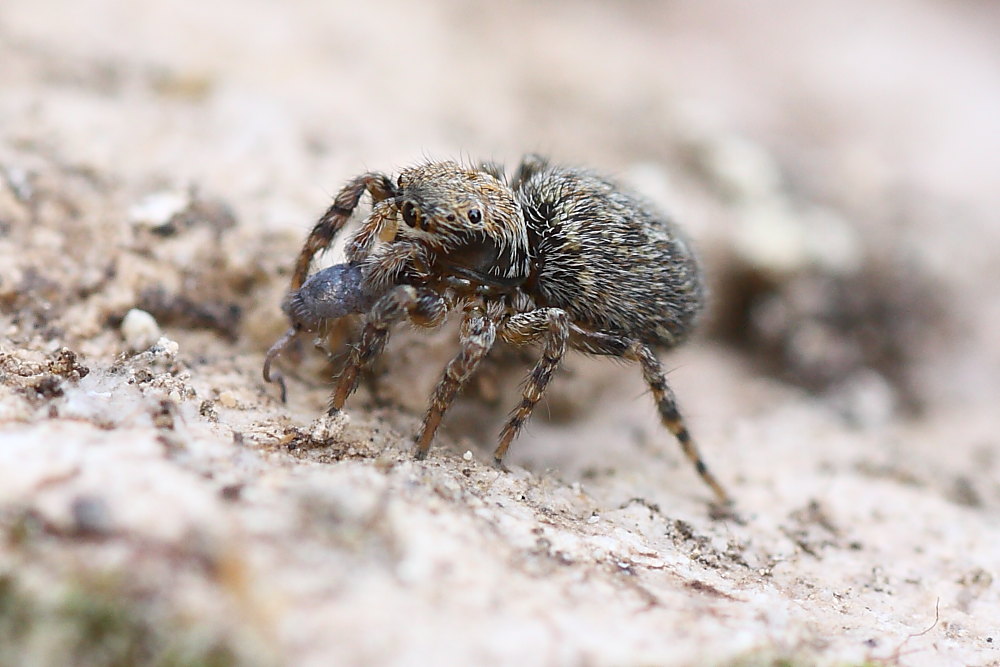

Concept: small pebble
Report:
left=154, top=337, right=180, bottom=357
left=128, top=191, right=189, bottom=227
left=463, top=450, right=473, bottom=461
left=309, top=411, right=347, bottom=443
left=218, top=391, right=239, bottom=409
left=121, top=308, right=162, bottom=351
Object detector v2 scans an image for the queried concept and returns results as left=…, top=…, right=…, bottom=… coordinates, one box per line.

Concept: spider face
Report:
left=396, top=197, right=483, bottom=235
left=381, top=162, right=532, bottom=291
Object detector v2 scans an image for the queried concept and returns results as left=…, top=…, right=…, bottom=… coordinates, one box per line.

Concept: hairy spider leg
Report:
left=414, top=303, right=498, bottom=459
left=493, top=308, right=570, bottom=465
left=329, top=285, right=446, bottom=412
left=291, top=172, right=395, bottom=290
left=568, top=327, right=730, bottom=504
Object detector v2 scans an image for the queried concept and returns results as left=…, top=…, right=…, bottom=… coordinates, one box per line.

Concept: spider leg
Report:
left=630, top=342, right=729, bottom=504
left=413, top=303, right=498, bottom=459
left=510, top=153, right=551, bottom=191
left=493, top=308, right=570, bottom=465
left=262, top=327, right=299, bottom=402
left=291, top=172, right=395, bottom=289
left=330, top=285, right=446, bottom=413
left=570, top=326, right=730, bottom=504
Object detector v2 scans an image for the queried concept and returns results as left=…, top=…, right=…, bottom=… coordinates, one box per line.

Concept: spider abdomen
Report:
left=517, top=165, right=704, bottom=349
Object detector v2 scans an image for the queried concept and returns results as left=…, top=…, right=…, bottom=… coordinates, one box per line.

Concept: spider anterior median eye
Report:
left=468, top=209, right=482, bottom=224
left=401, top=201, right=421, bottom=228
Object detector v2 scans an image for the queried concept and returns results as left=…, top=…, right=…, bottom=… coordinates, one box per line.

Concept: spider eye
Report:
left=401, top=201, right=421, bottom=228
left=468, top=209, right=482, bottom=224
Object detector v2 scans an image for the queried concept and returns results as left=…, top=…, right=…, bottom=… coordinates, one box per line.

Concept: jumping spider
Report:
left=265, top=155, right=729, bottom=503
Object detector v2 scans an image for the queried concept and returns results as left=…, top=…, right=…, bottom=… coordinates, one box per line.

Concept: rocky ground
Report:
left=1, top=1, right=999, bottom=665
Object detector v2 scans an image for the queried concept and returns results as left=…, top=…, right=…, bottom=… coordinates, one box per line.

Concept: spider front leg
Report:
left=262, top=327, right=298, bottom=402
left=291, top=172, right=395, bottom=289
left=330, top=285, right=446, bottom=412
left=494, top=308, right=570, bottom=466
left=413, top=303, right=497, bottom=459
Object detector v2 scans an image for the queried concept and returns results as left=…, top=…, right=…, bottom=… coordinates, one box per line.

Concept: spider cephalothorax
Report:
left=325, top=162, right=532, bottom=297
left=266, top=155, right=729, bottom=505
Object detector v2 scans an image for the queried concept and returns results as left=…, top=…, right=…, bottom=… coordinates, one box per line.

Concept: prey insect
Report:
left=264, top=155, right=730, bottom=503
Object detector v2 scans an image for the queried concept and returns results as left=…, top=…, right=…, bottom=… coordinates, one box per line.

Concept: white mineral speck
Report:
left=121, top=308, right=162, bottom=351
left=218, top=391, right=238, bottom=409
left=156, top=337, right=180, bottom=357
left=128, top=191, right=189, bottom=227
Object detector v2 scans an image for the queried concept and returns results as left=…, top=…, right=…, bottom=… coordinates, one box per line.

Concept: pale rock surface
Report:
left=1, top=2, right=998, bottom=666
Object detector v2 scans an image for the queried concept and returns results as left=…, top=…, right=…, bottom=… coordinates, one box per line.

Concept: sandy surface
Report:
left=2, top=1, right=999, bottom=665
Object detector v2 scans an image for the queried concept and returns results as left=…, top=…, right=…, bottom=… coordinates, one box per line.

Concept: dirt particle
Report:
left=950, top=476, right=983, bottom=508
left=70, top=496, right=113, bottom=536
left=151, top=400, right=178, bottom=430
left=47, top=347, right=89, bottom=379
left=199, top=399, right=218, bottom=421
left=24, top=375, right=63, bottom=401
left=685, top=579, right=738, bottom=600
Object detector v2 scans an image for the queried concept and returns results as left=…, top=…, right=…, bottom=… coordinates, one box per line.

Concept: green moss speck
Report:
left=0, top=573, right=241, bottom=667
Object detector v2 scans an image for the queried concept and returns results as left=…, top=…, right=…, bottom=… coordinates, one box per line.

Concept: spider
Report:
left=264, top=155, right=729, bottom=504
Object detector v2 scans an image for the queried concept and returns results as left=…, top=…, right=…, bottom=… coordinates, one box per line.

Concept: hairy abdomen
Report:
left=518, top=166, right=704, bottom=348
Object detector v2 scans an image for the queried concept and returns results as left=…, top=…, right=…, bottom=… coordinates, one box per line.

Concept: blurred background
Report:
left=5, top=0, right=999, bottom=415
